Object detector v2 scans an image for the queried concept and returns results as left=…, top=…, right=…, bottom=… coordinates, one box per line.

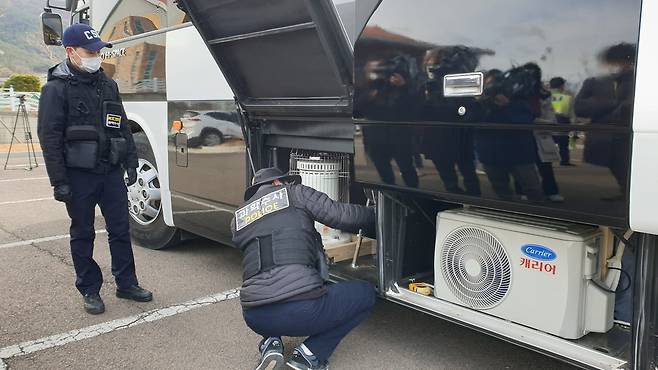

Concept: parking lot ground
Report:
left=0, top=155, right=576, bottom=370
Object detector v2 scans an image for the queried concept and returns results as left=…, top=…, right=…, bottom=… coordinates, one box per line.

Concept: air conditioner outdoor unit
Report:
left=434, top=208, right=614, bottom=339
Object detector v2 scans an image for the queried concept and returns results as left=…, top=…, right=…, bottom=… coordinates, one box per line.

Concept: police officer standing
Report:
left=231, top=167, right=376, bottom=370
left=549, top=77, right=575, bottom=166
left=38, top=24, right=152, bottom=315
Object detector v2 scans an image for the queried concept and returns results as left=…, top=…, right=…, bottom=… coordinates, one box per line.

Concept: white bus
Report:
left=41, top=0, right=658, bottom=368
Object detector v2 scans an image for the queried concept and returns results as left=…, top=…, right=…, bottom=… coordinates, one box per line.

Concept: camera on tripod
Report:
left=2, top=93, right=39, bottom=170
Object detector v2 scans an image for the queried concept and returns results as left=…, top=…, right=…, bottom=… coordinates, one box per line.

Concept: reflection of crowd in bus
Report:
left=357, top=42, right=635, bottom=203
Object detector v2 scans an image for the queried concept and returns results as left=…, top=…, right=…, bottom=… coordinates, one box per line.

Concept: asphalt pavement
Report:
left=0, top=154, right=577, bottom=370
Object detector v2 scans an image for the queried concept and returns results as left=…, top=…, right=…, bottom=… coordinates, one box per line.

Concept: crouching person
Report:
left=231, top=167, right=377, bottom=370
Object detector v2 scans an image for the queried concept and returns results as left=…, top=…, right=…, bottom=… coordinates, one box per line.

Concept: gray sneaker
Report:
left=286, top=347, right=328, bottom=370
left=256, top=337, right=284, bottom=370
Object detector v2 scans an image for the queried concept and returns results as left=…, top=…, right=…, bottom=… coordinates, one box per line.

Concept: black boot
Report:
left=116, top=285, right=153, bottom=302
left=83, top=293, right=105, bottom=315
left=255, top=337, right=284, bottom=370
left=286, top=346, right=328, bottom=370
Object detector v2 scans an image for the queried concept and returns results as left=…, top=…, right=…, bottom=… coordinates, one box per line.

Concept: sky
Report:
left=367, top=0, right=642, bottom=89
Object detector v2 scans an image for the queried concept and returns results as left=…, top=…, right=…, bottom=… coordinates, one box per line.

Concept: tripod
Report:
left=3, top=95, right=39, bottom=170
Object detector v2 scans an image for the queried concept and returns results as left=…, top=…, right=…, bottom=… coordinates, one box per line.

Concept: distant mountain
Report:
left=0, top=0, right=65, bottom=78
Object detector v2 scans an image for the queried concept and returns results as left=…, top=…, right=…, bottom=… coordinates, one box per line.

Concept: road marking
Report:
left=0, top=176, right=48, bottom=183
left=0, top=230, right=107, bottom=250
left=0, top=197, right=53, bottom=206
left=0, top=288, right=240, bottom=362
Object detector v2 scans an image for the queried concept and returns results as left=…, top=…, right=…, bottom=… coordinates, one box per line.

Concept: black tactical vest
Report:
left=232, top=185, right=324, bottom=281
left=65, top=72, right=126, bottom=166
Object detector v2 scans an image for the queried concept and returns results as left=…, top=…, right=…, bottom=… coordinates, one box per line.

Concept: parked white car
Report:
left=179, top=110, right=243, bottom=147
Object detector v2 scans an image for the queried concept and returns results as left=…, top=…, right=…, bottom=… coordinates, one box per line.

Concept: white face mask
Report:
left=73, top=49, right=102, bottom=73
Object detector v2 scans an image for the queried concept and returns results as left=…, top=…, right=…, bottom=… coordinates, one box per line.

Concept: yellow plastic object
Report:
left=408, top=282, right=433, bottom=296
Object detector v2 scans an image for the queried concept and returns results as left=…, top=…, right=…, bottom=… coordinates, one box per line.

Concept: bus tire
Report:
left=128, top=132, right=181, bottom=250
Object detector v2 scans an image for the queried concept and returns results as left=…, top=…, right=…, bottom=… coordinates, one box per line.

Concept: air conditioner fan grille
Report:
left=440, top=226, right=512, bottom=309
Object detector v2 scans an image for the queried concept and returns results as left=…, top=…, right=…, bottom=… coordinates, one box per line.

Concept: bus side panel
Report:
left=167, top=99, right=246, bottom=244
left=353, top=0, right=642, bottom=227
left=165, top=23, right=245, bottom=244
left=629, top=0, right=658, bottom=235
left=166, top=26, right=234, bottom=102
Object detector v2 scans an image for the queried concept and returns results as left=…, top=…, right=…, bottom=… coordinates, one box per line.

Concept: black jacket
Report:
left=574, top=71, right=634, bottom=167
left=232, top=183, right=375, bottom=308
left=37, top=61, right=138, bottom=186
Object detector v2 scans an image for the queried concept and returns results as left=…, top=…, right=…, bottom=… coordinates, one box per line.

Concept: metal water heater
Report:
left=291, top=152, right=352, bottom=245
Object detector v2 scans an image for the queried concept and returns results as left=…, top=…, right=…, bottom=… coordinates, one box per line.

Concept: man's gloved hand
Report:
left=125, top=167, right=138, bottom=186
left=53, top=184, right=73, bottom=203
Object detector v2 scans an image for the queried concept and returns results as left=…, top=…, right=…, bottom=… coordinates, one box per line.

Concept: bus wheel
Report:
left=127, top=132, right=181, bottom=250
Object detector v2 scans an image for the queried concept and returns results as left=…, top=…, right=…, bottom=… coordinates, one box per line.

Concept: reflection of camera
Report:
left=484, top=65, right=541, bottom=100
left=424, top=66, right=443, bottom=97
left=368, top=55, right=414, bottom=87
left=424, top=46, right=480, bottom=98
left=17, top=94, right=26, bottom=103
left=426, top=46, right=479, bottom=80
left=483, top=69, right=505, bottom=98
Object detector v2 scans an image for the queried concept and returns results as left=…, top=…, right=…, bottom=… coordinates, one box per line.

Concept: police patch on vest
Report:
left=105, top=114, right=121, bottom=129
left=235, top=188, right=290, bottom=231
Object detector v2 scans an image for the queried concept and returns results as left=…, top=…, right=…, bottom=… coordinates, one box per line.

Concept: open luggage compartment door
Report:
left=178, top=0, right=354, bottom=117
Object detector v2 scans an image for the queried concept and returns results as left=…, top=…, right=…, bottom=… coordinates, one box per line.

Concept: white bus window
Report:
left=100, top=0, right=167, bottom=42
left=101, top=33, right=166, bottom=100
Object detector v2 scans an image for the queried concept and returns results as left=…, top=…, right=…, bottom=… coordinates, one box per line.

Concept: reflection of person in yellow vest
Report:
left=549, top=77, right=574, bottom=165
left=552, top=91, right=573, bottom=117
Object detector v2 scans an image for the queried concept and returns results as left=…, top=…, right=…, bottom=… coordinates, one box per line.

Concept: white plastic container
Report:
left=298, top=157, right=351, bottom=244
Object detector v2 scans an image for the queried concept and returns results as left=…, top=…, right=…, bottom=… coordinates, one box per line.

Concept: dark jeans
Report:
left=66, top=167, right=138, bottom=296
left=609, top=153, right=628, bottom=195
left=554, top=135, right=571, bottom=164
left=242, top=280, right=376, bottom=363
left=368, top=147, right=419, bottom=188
left=537, top=161, right=559, bottom=196
left=413, top=153, right=424, bottom=169
left=514, top=161, right=560, bottom=197
left=485, top=164, right=543, bottom=202
left=432, top=159, right=481, bottom=196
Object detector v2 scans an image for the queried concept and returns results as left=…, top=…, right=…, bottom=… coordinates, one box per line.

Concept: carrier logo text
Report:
left=521, top=244, right=556, bottom=261
left=520, top=257, right=557, bottom=275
